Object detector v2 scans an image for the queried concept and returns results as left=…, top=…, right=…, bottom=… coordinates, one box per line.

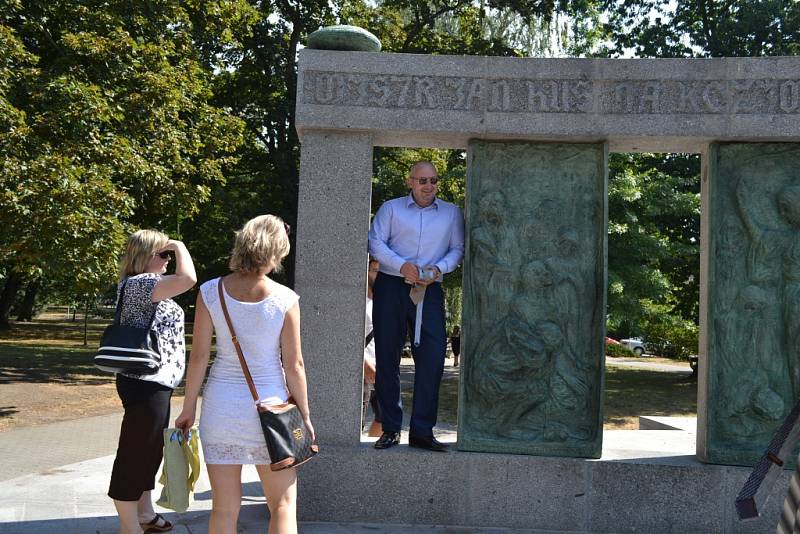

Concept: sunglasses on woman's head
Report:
left=154, top=251, right=171, bottom=259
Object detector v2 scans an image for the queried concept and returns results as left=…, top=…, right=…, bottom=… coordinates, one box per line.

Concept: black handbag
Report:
left=217, top=279, right=318, bottom=471
left=94, top=278, right=162, bottom=375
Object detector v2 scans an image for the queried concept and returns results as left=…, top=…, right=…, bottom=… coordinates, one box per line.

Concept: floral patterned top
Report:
left=118, top=273, right=185, bottom=389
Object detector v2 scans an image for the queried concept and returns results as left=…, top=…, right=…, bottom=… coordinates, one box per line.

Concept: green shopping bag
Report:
left=156, top=427, right=200, bottom=513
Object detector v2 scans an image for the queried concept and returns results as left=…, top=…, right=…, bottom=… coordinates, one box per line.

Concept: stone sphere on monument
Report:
left=306, top=25, right=381, bottom=52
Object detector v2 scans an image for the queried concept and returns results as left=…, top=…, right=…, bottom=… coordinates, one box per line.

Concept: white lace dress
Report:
left=198, top=277, right=299, bottom=464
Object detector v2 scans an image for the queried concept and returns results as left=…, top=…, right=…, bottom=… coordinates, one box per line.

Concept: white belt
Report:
left=409, top=267, right=437, bottom=346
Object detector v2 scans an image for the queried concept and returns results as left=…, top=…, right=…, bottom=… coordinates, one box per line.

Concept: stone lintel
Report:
left=296, top=51, right=800, bottom=152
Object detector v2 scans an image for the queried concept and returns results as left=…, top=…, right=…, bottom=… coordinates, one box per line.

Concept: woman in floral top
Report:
left=108, top=229, right=196, bottom=534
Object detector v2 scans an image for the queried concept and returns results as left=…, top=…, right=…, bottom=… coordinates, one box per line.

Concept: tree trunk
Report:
left=0, top=271, right=22, bottom=330
left=83, top=296, right=92, bottom=347
left=282, top=11, right=302, bottom=289
left=16, top=280, right=40, bottom=321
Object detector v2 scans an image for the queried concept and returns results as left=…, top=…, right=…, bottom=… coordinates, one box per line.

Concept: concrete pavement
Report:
left=0, top=357, right=698, bottom=533
left=0, top=435, right=566, bottom=534
left=0, top=415, right=698, bottom=533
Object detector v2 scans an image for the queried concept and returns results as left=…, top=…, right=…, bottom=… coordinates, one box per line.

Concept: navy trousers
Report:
left=373, top=272, right=446, bottom=437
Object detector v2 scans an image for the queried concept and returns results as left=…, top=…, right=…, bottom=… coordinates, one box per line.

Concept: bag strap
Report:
left=113, top=278, right=129, bottom=326
left=365, top=330, right=374, bottom=348
left=217, top=278, right=261, bottom=403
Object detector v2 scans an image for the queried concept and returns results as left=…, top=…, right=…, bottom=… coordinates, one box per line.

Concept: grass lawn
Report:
left=604, top=365, right=697, bottom=429
left=0, top=311, right=192, bottom=430
left=3, top=312, right=696, bottom=433
left=402, top=362, right=697, bottom=431
left=0, top=312, right=111, bottom=384
left=401, top=373, right=460, bottom=427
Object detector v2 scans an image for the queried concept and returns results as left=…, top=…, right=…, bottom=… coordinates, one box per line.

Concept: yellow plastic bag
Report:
left=156, top=427, right=200, bottom=513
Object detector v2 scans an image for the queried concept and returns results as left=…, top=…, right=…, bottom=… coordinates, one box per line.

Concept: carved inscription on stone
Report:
left=458, top=141, right=606, bottom=458
left=707, top=143, right=800, bottom=466
left=302, top=71, right=800, bottom=114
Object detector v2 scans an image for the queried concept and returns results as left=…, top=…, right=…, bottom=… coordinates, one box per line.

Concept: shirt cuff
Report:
left=387, top=255, right=407, bottom=273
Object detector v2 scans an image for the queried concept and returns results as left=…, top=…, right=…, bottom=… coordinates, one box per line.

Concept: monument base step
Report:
left=300, top=430, right=786, bottom=533
left=638, top=415, right=697, bottom=432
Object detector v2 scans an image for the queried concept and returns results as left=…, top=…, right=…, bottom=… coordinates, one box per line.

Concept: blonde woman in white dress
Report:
left=176, top=215, right=313, bottom=534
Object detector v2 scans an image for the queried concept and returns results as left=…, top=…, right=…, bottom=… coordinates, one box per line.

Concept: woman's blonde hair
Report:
left=119, top=229, right=169, bottom=280
left=229, top=215, right=290, bottom=273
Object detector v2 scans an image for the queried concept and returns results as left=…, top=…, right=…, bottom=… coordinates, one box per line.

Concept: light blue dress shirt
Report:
left=368, top=194, right=465, bottom=279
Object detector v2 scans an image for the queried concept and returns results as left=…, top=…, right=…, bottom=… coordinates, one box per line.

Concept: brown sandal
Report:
left=140, top=513, right=173, bottom=533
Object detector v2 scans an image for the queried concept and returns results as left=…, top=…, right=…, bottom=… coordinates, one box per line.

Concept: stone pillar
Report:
left=458, top=140, right=608, bottom=458
left=295, top=130, right=373, bottom=446
left=699, top=142, right=800, bottom=465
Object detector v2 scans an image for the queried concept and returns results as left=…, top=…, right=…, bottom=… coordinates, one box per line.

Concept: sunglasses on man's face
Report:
left=154, top=251, right=171, bottom=260
left=412, top=176, right=439, bottom=185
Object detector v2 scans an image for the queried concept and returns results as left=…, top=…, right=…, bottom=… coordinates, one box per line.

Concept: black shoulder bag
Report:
left=218, top=279, right=318, bottom=471
left=94, top=278, right=162, bottom=375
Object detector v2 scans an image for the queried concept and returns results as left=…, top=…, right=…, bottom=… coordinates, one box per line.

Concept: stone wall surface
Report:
left=700, top=142, right=800, bottom=466
left=459, top=141, right=607, bottom=457
left=293, top=50, right=800, bottom=531
left=297, top=444, right=790, bottom=533
left=296, top=51, right=800, bottom=152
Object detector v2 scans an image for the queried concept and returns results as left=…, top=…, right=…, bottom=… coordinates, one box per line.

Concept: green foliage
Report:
left=602, top=0, right=800, bottom=58
left=639, top=300, right=699, bottom=359
left=4, top=0, right=793, bottom=344
left=607, top=153, right=700, bottom=345
left=605, top=342, right=635, bottom=358
left=445, top=283, right=463, bottom=333
left=0, top=157, right=132, bottom=293
left=181, top=0, right=337, bottom=288
left=340, top=0, right=602, bottom=57
left=0, top=0, right=249, bottom=306
left=599, top=0, right=799, bottom=356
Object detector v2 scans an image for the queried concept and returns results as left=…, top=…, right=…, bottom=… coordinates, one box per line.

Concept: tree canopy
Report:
left=1, top=0, right=798, bottom=353
left=0, top=0, right=250, bottom=325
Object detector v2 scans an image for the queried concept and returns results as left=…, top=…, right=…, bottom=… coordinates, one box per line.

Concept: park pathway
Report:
left=0, top=356, right=697, bottom=533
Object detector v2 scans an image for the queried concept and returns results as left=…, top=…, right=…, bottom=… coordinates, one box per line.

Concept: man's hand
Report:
left=416, top=266, right=441, bottom=286
left=400, top=262, right=420, bottom=284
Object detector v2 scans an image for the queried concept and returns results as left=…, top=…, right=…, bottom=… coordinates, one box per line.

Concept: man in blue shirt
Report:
left=368, top=161, right=465, bottom=451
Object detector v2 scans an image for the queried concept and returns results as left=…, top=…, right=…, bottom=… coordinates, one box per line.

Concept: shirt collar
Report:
left=406, top=193, right=440, bottom=210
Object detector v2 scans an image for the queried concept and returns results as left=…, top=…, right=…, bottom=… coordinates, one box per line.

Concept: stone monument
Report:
left=293, top=47, right=800, bottom=531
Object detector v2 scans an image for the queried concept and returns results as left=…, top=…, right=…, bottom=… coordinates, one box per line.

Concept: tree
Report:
left=339, top=0, right=602, bottom=56
left=182, top=0, right=337, bottom=289
left=606, top=153, right=700, bottom=353
left=599, top=0, right=800, bottom=356
left=602, top=0, right=800, bottom=58
left=180, top=0, right=605, bottom=298
left=0, top=0, right=250, bottom=326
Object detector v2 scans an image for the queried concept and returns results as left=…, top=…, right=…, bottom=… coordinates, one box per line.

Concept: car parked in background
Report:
left=621, top=337, right=647, bottom=356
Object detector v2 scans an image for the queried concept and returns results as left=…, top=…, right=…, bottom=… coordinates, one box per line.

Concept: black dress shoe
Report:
left=409, top=435, right=449, bottom=452
left=374, top=431, right=401, bottom=449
